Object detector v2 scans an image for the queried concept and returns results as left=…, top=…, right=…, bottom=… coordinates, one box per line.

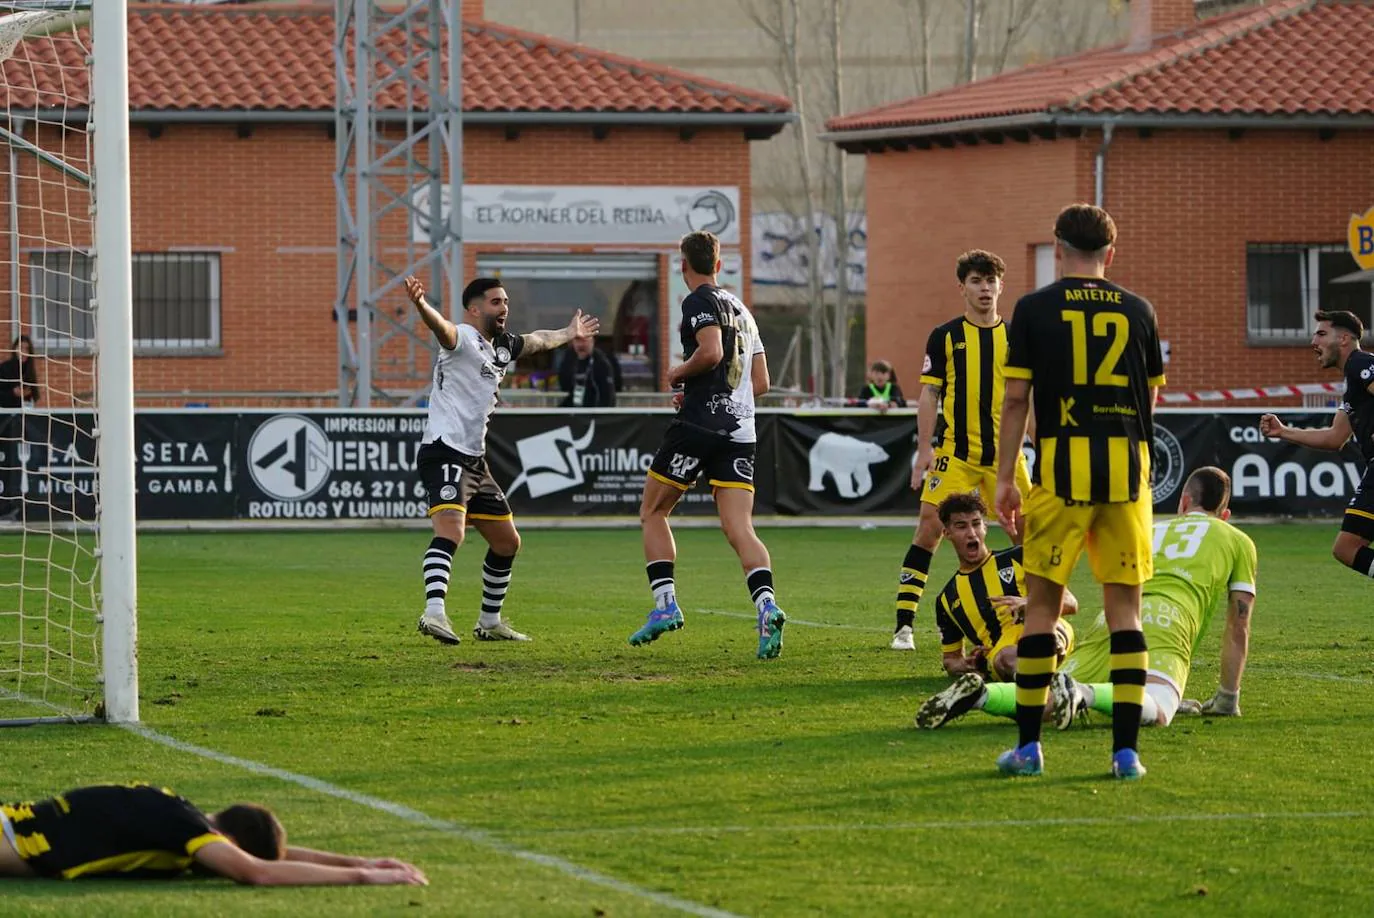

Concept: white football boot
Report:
left=473, top=619, right=531, bottom=642
left=890, top=625, right=916, bottom=651
left=418, top=609, right=460, bottom=645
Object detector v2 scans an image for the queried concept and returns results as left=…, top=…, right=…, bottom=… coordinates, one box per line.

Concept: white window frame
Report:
left=1246, top=244, right=1374, bottom=344
left=27, top=250, right=222, bottom=352
left=1034, top=243, right=1056, bottom=290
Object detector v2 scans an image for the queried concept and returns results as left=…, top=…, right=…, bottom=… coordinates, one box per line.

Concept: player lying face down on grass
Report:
left=926, top=491, right=1077, bottom=685
left=0, top=782, right=426, bottom=886
left=917, top=467, right=1255, bottom=732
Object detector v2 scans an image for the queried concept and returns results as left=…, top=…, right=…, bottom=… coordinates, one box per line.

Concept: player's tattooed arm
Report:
left=520, top=310, right=600, bottom=356
left=1218, top=589, right=1252, bottom=697
left=404, top=276, right=458, bottom=351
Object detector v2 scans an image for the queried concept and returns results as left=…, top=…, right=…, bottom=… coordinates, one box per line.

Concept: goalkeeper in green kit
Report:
left=917, top=466, right=1255, bottom=729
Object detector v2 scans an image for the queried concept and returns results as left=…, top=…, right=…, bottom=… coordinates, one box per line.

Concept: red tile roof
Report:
left=1, top=3, right=793, bottom=119
left=826, top=0, right=1373, bottom=135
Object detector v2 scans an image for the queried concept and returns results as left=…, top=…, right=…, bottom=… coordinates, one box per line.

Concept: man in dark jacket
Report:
left=559, top=334, right=618, bottom=408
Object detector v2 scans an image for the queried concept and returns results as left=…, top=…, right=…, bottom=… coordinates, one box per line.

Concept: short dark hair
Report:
left=937, top=490, right=987, bottom=526
left=1183, top=466, right=1231, bottom=514
left=214, top=804, right=286, bottom=861
left=1054, top=204, right=1117, bottom=254
left=461, top=278, right=504, bottom=309
left=1315, top=310, right=1365, bottom=341
left=680, top=231, right=720, bottom=275
left=956, top=249, right=1006, bottom=283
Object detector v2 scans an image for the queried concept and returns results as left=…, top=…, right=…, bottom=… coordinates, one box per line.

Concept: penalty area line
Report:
left=512, top=809, right=1374, bottom=838
left=121, top=724, right=742, bottom=918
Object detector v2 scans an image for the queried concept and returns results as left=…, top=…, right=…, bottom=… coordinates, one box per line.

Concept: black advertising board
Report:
left=0, top=408, right=1362, bottom=521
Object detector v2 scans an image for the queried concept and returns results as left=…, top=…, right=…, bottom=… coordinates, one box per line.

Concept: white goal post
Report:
left=0, top=0, right=136, bottom=726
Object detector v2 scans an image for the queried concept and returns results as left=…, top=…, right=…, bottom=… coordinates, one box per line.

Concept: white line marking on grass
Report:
left=697, top=609, right=888, bottom=633
left=698, top=612, right=1374, bottom=684
left=121, top=724, right=743, bottom=918
left=515, top=810, right=1373, bottom=838
left=1250, top=667, right=1374, bottom=685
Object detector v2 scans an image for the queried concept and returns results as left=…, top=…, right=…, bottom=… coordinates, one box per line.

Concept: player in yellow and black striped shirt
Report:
left=891, top=250, right=1031, bottom=653
left=926, top=492, right=1077, bottom=686
left=0, top=782, right=426, bottom=885
left=992, top=203, right=1165, bottom=780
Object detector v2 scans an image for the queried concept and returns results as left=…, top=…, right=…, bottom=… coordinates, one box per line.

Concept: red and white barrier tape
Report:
left=806, top=381, right=1344, bottom=408
left=1157, top=382, right=1344, bottom=404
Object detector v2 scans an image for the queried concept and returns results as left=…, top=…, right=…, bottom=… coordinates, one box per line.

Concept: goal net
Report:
left=0, top=1, right=136, bottom=726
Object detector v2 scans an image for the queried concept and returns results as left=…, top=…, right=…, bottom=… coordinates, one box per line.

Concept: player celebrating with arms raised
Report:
left=405, top=275, right=597, bottom=646
left=1260, top=310, right=1374, bottom=583
left=629, top=230, right=786, bottom=659
left=993, top=204, right=1166, bottom=779
left=891, top=249, right=1033, bottom=652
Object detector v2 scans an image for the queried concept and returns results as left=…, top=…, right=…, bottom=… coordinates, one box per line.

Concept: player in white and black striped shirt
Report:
left=405, top=275, right=597, bottom=646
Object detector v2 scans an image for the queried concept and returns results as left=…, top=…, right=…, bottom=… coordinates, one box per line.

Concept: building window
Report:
left=28, top=251, right=221, bottom=351
left=1246, top=244, right=1372, bottom=344
left=477, top=255, right=659, bottom=391
left=1034, top=243, right=1056, bottom=289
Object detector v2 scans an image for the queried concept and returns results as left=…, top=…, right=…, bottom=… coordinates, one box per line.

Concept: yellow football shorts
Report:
left=1021, top=484, right=1153, bottom=586
left=983, top=618, right=1075, bottom=682
left=921, top=450, right=1031, bottom=509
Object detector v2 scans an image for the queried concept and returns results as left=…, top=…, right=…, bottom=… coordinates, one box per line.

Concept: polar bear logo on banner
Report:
left=808, top=432, right=889, bottom=499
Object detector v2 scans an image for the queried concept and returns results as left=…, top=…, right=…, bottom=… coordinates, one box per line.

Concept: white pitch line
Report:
left=1248, top=667, right=1374, bottom=685
left=121, top=724, right=743, bottom=918
left=697, top=608, right=889, bottom=633
left=695, top=610, right=1374, bottom=685
left=513, top=809, right=1373, bottom=838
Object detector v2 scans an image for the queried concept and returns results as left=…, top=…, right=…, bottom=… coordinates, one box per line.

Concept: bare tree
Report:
left=960, top=0, right=983, bottom=84
left=988, top=0, right=1044, bottom=74
left=741, top=0, right=835, bottom=390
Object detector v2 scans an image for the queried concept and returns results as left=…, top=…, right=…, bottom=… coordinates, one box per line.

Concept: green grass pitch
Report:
left=2, top=522, right=1373, bottom=916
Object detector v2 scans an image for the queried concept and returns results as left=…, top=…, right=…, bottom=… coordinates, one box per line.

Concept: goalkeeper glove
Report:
left=1201, top=688, right=1241, bottom=716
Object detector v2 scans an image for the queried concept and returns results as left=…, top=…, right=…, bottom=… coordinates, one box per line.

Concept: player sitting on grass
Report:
left=0, top=782, right=426, bottom=885
left=916, top=466, right=1255, bottom=731
left=917, top=491, right=1077, bottom=698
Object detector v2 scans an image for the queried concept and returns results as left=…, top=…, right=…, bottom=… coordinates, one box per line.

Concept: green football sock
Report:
left=1087, top=683, right=1115, bottom=715
left=982, top=682, right=1017, bottom=717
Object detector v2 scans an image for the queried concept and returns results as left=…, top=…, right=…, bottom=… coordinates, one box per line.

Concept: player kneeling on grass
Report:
left=917, top=467, right=1255, bottom=731
left=912, top=492, right=1077, bottom=709
left=0, top=782, right=426, bottom=885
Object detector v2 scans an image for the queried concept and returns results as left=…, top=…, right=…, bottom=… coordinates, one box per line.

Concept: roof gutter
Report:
left=34, top=109, right=795, bottom=129
left=821, top=111, right=1374, bottom=144
left=817, top=112, right=1052, bottom=144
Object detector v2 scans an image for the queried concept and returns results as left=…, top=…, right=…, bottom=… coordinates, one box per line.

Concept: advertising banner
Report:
left=0, top=409, right=1363, bottom=522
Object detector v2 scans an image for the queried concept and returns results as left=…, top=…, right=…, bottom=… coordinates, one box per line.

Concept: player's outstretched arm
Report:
left=404, top=276, right=458, bottom=351
left=667, top=326, right=723, bottom=388
left=520, top=310, right=600, bottom=356
left=1259, top=411, right=1352, bottom=452
left=194, top=840, right=427, bottom=886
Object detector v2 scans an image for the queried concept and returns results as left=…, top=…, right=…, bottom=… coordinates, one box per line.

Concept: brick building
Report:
left=0, top=1, right=791, bottom=405
left=823, top=0, right=1374, bottom=404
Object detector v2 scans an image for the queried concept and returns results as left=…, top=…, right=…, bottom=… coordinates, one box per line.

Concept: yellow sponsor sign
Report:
left=1349, top=206, right=1374, bottom=271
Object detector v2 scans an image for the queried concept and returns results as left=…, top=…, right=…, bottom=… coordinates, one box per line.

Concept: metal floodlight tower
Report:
left=334, top=0, right=464, bottom=407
